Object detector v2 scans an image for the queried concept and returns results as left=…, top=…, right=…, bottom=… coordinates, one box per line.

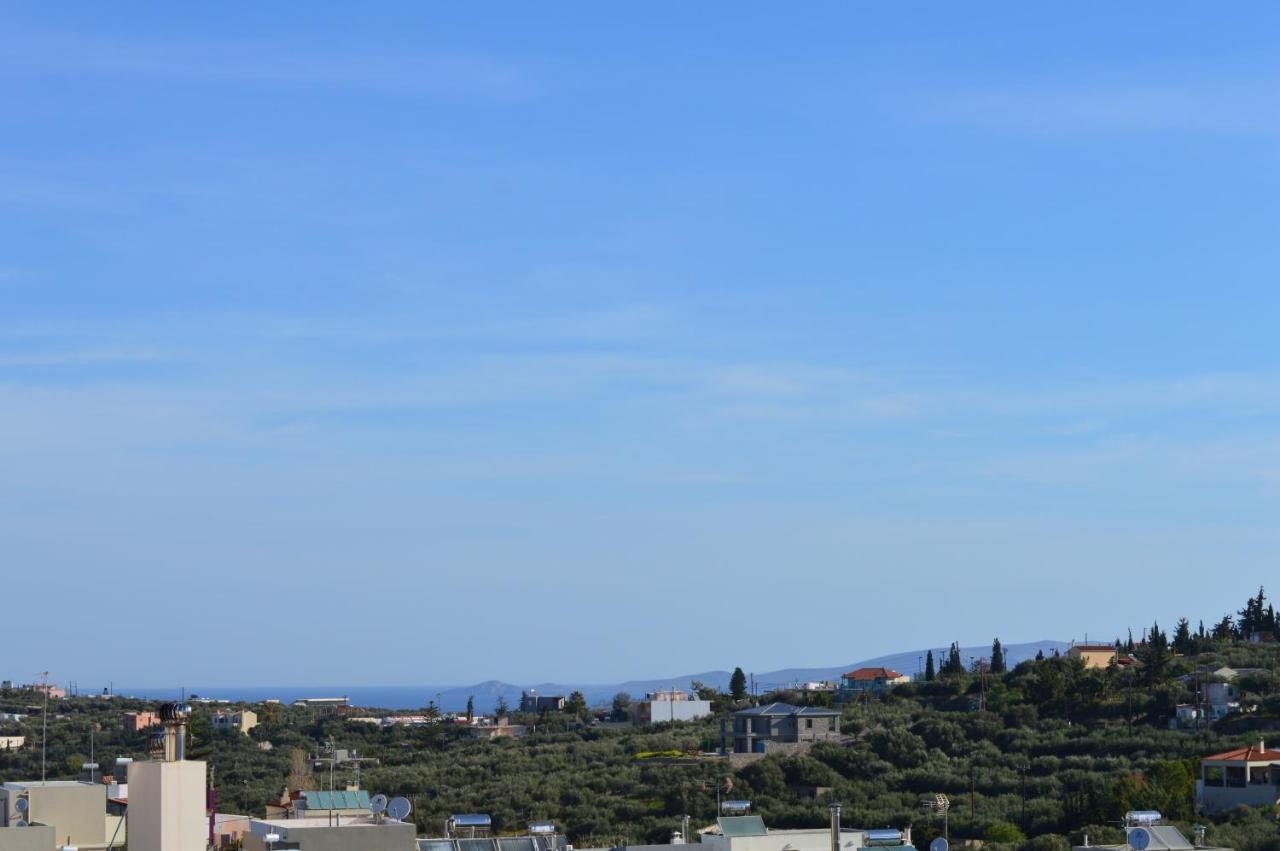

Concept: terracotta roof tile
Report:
left=1203, top=743, right=1280, bottom=762
left=841, top=667, right=904, bottom=681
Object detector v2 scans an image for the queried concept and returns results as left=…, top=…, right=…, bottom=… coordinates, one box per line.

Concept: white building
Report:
left=632, top=690, right=712, bottom=725
left=245, top=816, right=415, bottom=851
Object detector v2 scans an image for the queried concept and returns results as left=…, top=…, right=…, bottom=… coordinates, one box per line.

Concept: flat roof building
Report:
left=0, top=780, right=110, bottom=850
left=244, top=816, right=416, bottom=851
left=633, top=690, right=712, bottom=725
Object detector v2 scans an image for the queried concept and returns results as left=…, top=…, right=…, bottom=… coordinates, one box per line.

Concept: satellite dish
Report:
left=14, top=819, right=28, bottom=828
left=930, top=838, right=949, bottom=851
left=370, top=794, right=388, bottom=815
left=1130, top=828, right=1151, bottom=851
left=15, top=798, right=28, bottom=813
left=387, top=797, right=412, bottom=821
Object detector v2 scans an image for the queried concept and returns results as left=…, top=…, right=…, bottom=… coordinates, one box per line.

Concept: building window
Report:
left=806, top=719, right=813, bottom=729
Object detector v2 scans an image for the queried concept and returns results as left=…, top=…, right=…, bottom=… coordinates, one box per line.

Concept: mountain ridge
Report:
left=437, top=639, right=1068, bottom=712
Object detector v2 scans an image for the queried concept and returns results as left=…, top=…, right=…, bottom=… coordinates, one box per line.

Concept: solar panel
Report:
left=458, top=838, right=496, bottom=851
left=499, top=838, right=536, bottom=851
left=718, top=816, right=767, bottom=837
left=419, top=841, right=456, bottom=851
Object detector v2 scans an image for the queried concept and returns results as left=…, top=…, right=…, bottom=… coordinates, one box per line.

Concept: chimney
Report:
left=829, top=803, right=841, bottom=851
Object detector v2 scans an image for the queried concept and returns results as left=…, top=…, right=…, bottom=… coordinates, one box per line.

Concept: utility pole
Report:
left=39, top=671, right=50, bottom=784
left=1126, top=669, right=1134, bottom=734
left=1020, top=764, right=1029, bottom=830
left=969, top=765, right=975, bottom=822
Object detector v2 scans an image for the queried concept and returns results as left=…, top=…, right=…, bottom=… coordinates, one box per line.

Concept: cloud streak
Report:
left=922, top=77, right=1280, bottom=136
left=0, top=27, right=538, bottom=101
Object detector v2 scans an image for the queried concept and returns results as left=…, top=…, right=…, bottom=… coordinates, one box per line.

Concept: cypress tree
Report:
left=1173, top=618, right=1192, bottom=655
left=991, top=638, right=1006, bottom=674
left=729, top=667, right=748, bottom=701
left=947, top=642, right=963, bottom=676
left=925, top=650, right=935, bottom=681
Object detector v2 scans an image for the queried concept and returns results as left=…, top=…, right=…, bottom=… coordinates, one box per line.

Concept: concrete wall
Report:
left=701, top=828, right=865, bottom=851
left=0, top=783, right=106, bottom=846
left=243, top=822, right=416, bottom=851
left=638, top=700, right=712, bottom=724
left=127, top=760, right=208, bottom=851
left=0, top=824, right=55, bottom=851
left=793, top=716, right=839, bottom=743
left=1197, top=779, right=1280, bottom=814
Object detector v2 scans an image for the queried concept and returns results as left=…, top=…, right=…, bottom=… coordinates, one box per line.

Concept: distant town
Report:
left=5, top=587, right=1280, bottom=851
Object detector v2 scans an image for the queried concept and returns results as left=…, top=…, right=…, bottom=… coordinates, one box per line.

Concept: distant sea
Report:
left=115, top=686, right=453, bottom=710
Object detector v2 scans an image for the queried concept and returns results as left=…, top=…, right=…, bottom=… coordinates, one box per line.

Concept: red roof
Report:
left=1071, top=644, right=1117, bottom=653
left=842, top=667, right=904, bottom=681
left=1203, top=743, right=1280, bottom=763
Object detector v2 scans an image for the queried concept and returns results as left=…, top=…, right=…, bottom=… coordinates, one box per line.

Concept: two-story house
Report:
left=520, top=694, right=566, bottom=713
left=732, top=703, right=840, bottom=754
left=839, top=667, right=910, bottom=697
left=1197, top=740, right=1280, bottom=814
left=212, top=709, right=259, bottom=735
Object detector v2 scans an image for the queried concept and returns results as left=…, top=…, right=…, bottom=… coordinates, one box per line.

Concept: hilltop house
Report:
left=211, top=709, right=258, bottom=735
left=520, top=694, right=566, bottom=713
left=1067, top=643, right=1117, bottom=669
left=632, top=689, right=712, bottom=725
left=1201, top=682, right=1242, bottom=721
left=732, top=703, right=840, bottom=754
left=466, top=716, right=527, bottom=740
left=123, top=710, right=160, bottom=733
left=839, top=668, right=909, bottom=697
left=1197, top=740, right=1280, bottom=814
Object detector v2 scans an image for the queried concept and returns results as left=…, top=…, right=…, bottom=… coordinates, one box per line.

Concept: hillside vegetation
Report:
left=7, top=589, right=1280, bottom=851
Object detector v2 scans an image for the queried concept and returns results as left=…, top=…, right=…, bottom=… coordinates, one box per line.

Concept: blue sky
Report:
left=3, top=4, right=1279, bottom=688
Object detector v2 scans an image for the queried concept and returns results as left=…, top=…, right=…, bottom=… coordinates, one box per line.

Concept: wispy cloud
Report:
left=922, top=78, right=1280, bottom=136
left=6, top=309, right=1280, bottom=499
left=0, top=27, right=537, bottom=101
left=0, top=347, right=168, bottom=368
